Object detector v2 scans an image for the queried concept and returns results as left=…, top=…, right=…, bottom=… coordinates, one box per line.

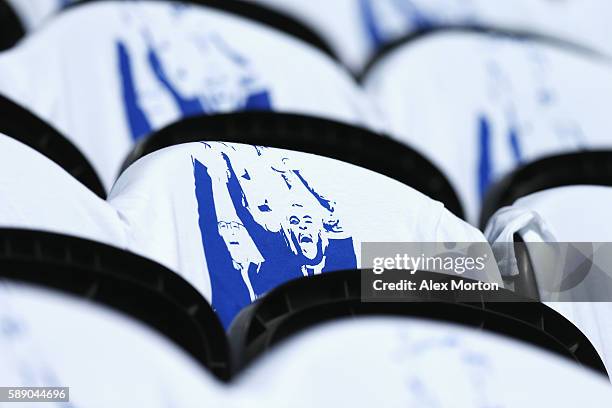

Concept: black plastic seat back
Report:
left=507, top=234, right=541, bottom=301
left=0, top=0, right=23, bottom=51
left=0, top=95, right=106, bottom=197
left=122, top=112, right=465, bottom=218
left=480, top=151, right=612, bottom=227
left=0, top=228, right=230, bottom=380
left=360, top=25, right=601, bottom=81
left=228, top=269, right=607, bottom=378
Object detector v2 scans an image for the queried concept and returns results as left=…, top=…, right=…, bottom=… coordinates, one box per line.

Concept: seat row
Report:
left=2, top=127, right=612, bottom=374
left=1, top=229, right=611, bottom=408
left=0, top=1, right=611, bottom=223
left=3, top=0, right=612, bottom=72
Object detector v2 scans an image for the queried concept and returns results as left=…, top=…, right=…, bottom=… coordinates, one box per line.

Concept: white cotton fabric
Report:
left=109, top=142, right=501, bottom=327
left=0, top=280, right=228, bottom=408
left=235, top=316, right=612, bottom=407
left=7, top=1, right=612, bottom=72
left=0, top=0, right=382, bottom=191
left=0, top=132, right=125, bottom=247
left=248, top=0, right=612, bottom=72
left=364, top=32, right=612, bottom=223
left=0, top=135, right=500, bottom=327
left=485, top=185, right=612, bottom=375
left=6, top=286, right=611, bottom=407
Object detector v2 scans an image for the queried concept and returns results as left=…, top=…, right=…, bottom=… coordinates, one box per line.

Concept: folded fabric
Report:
left=0, top=134, right=503, bottom=327
left=6, top=283, right=611, bottom=407
left=110, top=141, right=502, bottom=326
left=485, top=186, right=612, bottom=275
left=248, top=0, right=612, bottom=71
left=0, top=132, right=124, bottom=246
left=0, top=0, right=382, bottom=190
left=235, top=316, right=612, bottom=407
left=0, top=280, right=226, bottom=407
left=484, top=185, right=612, bottom=374
left=364, top=31, right=612, bottom=223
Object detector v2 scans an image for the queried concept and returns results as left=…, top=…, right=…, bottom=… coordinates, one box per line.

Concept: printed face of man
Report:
left=217, top=221, right=248, bottom=264
left=287, top=204, right=323, bottom=260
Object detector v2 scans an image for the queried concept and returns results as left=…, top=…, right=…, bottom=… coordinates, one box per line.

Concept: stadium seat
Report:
left=0, top=0, right=24, bottom=51
left=233, top=316, right=612, bottom=407
left=0, top=133, right=498, bottom=329
left=110, top=141, right=502, bottom=327
left=0, top=94, right=105, bottom=197
left=1, top=0, right=336, bottom=58
left=247, top=0, right=612, bottom=72
left=228, top=269, right=606, bottom=376
left=0, top=132, right=122, bottom=245
left=2, top=0, right=611, bottom=404
left=6, top=276, right=610, bottom=406
left=480, top=151, right=612, bottom=227
left=485, top=185, right=612, bottom=374
left=0, top=278, right=227, bottom=406
left=363, top=30, right=612, bottom=223
left=0, top=228, right=230, bottom=379
left=123, top=112, right=465, bottom=218
left=0, top=0, right=381, bottom=190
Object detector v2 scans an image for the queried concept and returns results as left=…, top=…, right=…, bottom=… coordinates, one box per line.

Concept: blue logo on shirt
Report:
left=193, top=143, right=356, bottom=327
left=477, top=49, right=585, bottom=200
left=117, top=24, right=272, bottom=142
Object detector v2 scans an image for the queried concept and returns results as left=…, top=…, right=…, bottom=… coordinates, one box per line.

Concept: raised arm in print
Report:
left=193, top=156, right=261, bottom=327
left=116, top=6, right=272, bottom=142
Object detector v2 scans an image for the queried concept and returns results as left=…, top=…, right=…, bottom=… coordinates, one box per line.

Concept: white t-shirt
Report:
left=0, top=132, right=125, bottom=248
left=0, top=135, right=500, bottom=328
left=364, top=31, right=612, bottom=223
left=0, top=0, right=382, bottom=191
left=6, top=285, right=610, bottom=406
left=0, top=280, right=226, bottom=407
left=235, top=316, right=612, bottom=407
left=109, top=141, right=501, bottom=327
left=485, top=185, right=612, bottom=375
left=7, top=0, right=612, bottom=71
left=248, top=0, right=612, bottom=72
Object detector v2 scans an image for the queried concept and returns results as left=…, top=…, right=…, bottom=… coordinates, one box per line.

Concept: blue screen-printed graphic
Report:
left=358, top=0, right=475, bottom=50
left=359, top=0, right=435, bottom=49
left=193, top=144, right=356, bottom=327
left=117, top=27, right=272, bottom=142
left=476, top=47, right=586, bottom=200
left=0, top=291, right=77, bottom=408
left=393, top=330, right=499, bottom=407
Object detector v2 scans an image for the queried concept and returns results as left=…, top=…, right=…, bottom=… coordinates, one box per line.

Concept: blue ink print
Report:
left=476, top=44, right=590, bottom=202
left=359, top=0, right=475, bottom=50
left=193, top=157, right=260, bottom=327
left=477, top=58, right=526, bottom=200
left=194, top=144, right=356, bottom=327
left=477, top=114, right=524, bottom=198
left=117, top=41, right=152, bottom=142
left=0, top=294, right=78, bottom=408
left=359, top=0, right=435, bottom=49
left=117, top=21, right=272, bottom=142
left=358, top=0, right=386, bottom=50
left=477, top=114, right=493, bottom=200
left=507, top=125, right=522, bottom=164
